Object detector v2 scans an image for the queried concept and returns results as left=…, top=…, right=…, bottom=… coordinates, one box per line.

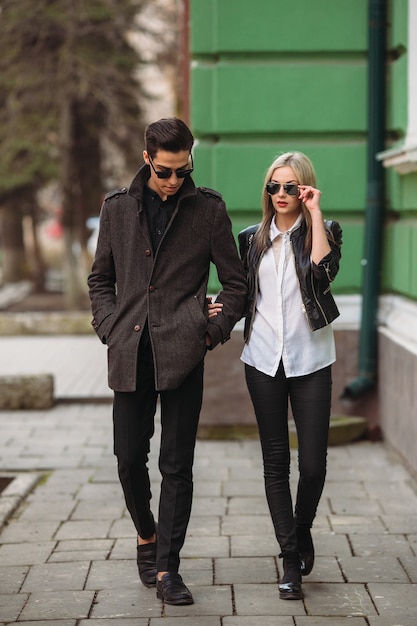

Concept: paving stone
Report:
left=54, top=519, right=112, bottom=541
left=181, top=535, right=230, bottom=558
left=91, top=586, right=162, bottom=618
left=71, top=499, right=125, bottom=520
left=309, top=532, right=352, bottom=558
left=214, top=556, right=277, bottom=584
left=21, top=561, right=90, bottom=592
left=338, top=555, right=409, bottom=583
left=109, top=517, right=137, bottom=538
left=18, top=590, right=95, bottom=621
left=222, top=480, right=265, bottom=498
left=163, top=585, right=233, bottom=617
left=187, top=515, right=220, bottom=536
left=231, top=534, right=279, bottom=557
left=295, top=618, right=367, bottom=625
left=368, top=582, right=417, bottom=617
left=349, top=534, right=414, bottom=557
left=399, top=556, right=417, bottom=582
left=0, top=541, right=55, bottom=565
left=227, top=496, right=269, bottom=515
left=75, top=482, right=124, bottom=501
left=191, top=497, right=228, bottom=516
left=224, top=618, right=293, bottom=626
left=380, top=514, right=417, bottom=533
left=328, top=496, right=383, bottom=516
left=0, top=564, right=28, bottom=593
left=194, top=480, right=222, bottom=497
left=0, top=593, right=28, bottom=622
left=18, top=499, right=76, bottom=521
left=233, top=583, right=305, bottom=616
left=49, top=549, right=110, bottom=563
left=151, top=618, right=221, bottom=626
left=108, top=537, right=135, bottom=560
left=14, top=621, right=76, bottom=626
left=302, top=582, right=376, bottom=616
left=86, top=559, right=138, bottom=589
left=329, top=515, right=386, bottom=534
left=0, top=519, right=60, bottom=543
left=322, top=481, right=369, bottom=498
left=221, top=514, right=274, bottom=536
left=367, top=617, right=417, bottom=626
left=80, top=620, right=148, bottom=626
left=303, top=556, right=344, bottom=583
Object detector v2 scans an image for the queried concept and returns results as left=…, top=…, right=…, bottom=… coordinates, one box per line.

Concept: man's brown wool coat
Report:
left=88, top=165, right=248, bottom=392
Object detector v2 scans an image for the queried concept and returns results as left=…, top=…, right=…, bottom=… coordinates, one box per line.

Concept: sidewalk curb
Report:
left=0, top=472, right=42, bottom=530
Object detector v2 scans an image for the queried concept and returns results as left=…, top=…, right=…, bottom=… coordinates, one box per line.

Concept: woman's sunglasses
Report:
left=266, top=182, right=299, bottom=196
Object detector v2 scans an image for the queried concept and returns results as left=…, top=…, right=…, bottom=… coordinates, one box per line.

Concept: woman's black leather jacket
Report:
left=238, top=219, right=343, bottom=343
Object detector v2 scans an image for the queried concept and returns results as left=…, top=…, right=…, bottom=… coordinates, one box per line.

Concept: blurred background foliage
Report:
left=0, top=0, right=180, bottom=307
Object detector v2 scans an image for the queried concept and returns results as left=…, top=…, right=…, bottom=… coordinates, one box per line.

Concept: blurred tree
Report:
left=0, top=0, right=165, bottom=307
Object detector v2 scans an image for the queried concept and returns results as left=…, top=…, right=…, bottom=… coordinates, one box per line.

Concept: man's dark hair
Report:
left=144, top=117, right=194, bottom=158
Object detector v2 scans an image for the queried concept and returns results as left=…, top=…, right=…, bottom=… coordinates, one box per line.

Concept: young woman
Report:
left=212, top=151, right=342, bottom=600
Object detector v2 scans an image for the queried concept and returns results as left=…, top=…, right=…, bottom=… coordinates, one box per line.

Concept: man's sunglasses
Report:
left=148, top=154, right=194, bottom=179
left=266, top=182, right=299, bottom=197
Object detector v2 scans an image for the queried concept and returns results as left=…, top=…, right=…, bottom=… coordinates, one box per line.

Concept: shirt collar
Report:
left=270, top=212, right=303, bottom=239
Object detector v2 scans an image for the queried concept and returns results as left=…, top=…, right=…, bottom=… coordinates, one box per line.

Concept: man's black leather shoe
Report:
left=137, top=542, right=157, bottom=588
left=156, top=572, right=194, bottom=605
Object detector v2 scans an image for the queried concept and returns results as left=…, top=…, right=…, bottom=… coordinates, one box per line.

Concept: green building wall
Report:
left=190, top=0, right=417, bottom=301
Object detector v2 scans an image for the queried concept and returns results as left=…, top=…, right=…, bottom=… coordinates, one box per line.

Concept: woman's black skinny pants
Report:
left=245, top=360, right=331, bottom=555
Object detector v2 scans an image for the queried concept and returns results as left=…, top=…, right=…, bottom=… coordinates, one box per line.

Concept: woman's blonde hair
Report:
left=255, top=151, right=317, bottom=252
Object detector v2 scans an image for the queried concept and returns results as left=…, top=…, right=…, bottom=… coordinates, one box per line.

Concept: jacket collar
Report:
left=128, top=164, right=197, bottom=207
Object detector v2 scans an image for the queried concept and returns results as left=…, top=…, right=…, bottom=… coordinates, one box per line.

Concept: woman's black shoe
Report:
left=297, top=525, right=315, bottom=576
left=278, top=552, right=303, bottom=600
left=156, top=572, right=194, bottom=605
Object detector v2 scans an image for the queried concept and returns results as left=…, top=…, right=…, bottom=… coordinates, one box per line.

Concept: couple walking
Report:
left=88, top=117, right=342, bottom=604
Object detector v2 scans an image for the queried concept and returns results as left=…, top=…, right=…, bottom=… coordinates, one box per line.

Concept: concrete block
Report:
left=0, top=374, right=54, bottom=409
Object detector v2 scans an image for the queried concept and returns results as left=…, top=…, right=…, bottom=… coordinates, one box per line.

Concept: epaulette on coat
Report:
left=198, top=186, right=222, bottom=200
left=104, top=187, right=128, bottom=201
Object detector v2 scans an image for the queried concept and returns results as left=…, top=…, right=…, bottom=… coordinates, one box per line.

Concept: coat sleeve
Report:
left=311, top=220, right=343, bottom=284
left=206, top=200, right=248, bottom=348
left=87, top=202, right=117, bottom=344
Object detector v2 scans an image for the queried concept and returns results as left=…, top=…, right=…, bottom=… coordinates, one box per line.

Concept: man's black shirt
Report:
left=143, top=184, right=177, bottom=254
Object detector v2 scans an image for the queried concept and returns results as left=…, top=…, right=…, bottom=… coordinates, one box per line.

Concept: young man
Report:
left=88, top=118, right=247, bottom=605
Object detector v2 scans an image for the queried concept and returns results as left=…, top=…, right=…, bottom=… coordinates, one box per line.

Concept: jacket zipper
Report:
left=310, top=271, right=329, bottom=326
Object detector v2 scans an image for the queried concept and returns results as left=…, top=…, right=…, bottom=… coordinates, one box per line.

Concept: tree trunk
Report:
left=0, top=203, right=29, bottom=283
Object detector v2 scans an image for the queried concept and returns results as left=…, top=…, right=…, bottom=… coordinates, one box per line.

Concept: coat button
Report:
left=149, top=285, right=155, bottom=292
left=145, top=249, right=151, bottom=256
left=134, top=325, right=141, bottom=332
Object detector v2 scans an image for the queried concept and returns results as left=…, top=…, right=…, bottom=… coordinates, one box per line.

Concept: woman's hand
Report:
left=298, top=186, right=331, bottom=263
left=298, top=185, right=322, bottom=214
left=207, top=296, right=223, bottom=318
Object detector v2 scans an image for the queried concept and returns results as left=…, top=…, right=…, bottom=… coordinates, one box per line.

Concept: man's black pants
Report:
left=113, top=351, right=204, bottom=573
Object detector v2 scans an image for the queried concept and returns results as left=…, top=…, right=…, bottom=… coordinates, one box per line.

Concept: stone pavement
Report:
left=1, top=337, right=417, bottom=625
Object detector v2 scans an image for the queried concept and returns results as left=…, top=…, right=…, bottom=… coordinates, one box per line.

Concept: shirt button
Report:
left=149, top=285, right=155, bottom=292
left=145, top=249, right=151, bottom=256
left=134, top=325, right=141, bottom=332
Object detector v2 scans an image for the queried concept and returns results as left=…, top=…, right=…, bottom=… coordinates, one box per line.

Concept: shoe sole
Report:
left=156, top=590, right=193, bottom=605
left=279, top=590, right=304, bottom=600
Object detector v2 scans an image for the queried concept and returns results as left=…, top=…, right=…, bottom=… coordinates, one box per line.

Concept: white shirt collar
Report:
left=270, top=213, right=303, bottom=239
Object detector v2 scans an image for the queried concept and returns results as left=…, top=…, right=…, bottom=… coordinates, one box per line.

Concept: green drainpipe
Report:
left=342, top=0, right=387, bottom=400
